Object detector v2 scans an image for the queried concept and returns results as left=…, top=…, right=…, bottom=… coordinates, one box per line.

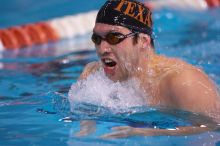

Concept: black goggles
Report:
left=91, top=32, right=137, bottom=45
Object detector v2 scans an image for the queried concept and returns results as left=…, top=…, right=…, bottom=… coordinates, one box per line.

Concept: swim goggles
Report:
left=91, top=31, right=137, bottom=45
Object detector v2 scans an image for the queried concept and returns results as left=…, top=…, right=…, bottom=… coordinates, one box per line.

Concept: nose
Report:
left=96, top=40, right=111, bottom=56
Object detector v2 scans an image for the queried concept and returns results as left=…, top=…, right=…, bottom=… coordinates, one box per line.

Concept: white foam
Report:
left=68, top=69, right=147, bottom=113
left=0, top=40, right=4, bottom=51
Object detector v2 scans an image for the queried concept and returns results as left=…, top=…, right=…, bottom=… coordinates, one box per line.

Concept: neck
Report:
left=127, top=48, right=158, bottom=102
left=135, top=47, right=156, bottom=74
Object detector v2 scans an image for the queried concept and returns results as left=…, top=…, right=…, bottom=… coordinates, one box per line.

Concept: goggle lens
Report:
left=91, top=32, right=136, bottom=45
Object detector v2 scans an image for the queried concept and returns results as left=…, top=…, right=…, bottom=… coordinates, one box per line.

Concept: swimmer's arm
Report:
left=101, top=125, right=215, bottom=138
left=75, top=120, right=96, bottom=137
left=75, top=62, right=100, bottom=137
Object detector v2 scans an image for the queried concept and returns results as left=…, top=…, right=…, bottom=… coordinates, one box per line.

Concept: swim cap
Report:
left=96, top=0, right=153, bottom=35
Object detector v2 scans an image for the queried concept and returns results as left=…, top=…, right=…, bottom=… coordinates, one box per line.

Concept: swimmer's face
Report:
left=92, top=23, right=142, bottom=81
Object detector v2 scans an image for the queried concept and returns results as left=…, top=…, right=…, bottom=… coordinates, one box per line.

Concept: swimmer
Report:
left=77, top=0, right=220, bottom=138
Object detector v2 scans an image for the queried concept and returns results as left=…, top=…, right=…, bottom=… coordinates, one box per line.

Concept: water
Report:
left=0, top=2, right=220, bottom=146
left=0, top=0, right=105, bottom=28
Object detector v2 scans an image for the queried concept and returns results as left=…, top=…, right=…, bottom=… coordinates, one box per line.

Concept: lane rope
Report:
left=0, top=0, right=219, bottom=50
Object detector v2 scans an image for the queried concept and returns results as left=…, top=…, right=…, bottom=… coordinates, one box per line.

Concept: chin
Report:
left=103, top=64, right=128, bottom=82
left=106, top=73, right=127, bottom=82
left=106, top=74, right=118, bottom=82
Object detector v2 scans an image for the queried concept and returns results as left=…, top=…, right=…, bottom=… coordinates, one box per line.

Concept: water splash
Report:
left=68, top=69, right=147, bottom=113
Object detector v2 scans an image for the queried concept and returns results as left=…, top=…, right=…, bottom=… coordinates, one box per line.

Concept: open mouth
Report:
left=102, top=58, right=117, bottom=67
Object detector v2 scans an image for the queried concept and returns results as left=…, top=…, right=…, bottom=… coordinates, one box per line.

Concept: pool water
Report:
left=1, top=1, right=220, bottom=146
left=0, top=0, right=105, bottom=28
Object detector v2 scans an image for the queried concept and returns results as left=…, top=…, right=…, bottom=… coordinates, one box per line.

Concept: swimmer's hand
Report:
left=101, top=125, right=212, bottom=139
left=75, top=120, right=96, bottom=137
left=101, top=126, right=141, bottom=138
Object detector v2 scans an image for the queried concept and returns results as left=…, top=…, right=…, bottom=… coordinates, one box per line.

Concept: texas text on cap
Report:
left=96, top=0, right=153, bottom=35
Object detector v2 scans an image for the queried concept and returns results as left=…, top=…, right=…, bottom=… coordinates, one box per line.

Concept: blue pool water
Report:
left=1, top=1, right=220, bottom=146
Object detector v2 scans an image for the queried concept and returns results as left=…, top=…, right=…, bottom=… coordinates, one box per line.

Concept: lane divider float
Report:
left=0, top=0, right=219, bottom=51
left=145, top=0, right=220, bottom=10
left=0, top=10, right=98, bottom=50
left=206, top=0, right=220, bottom=7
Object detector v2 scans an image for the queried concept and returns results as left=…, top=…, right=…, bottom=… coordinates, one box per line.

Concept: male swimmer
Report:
left=77, top=0, right=220, bottom=138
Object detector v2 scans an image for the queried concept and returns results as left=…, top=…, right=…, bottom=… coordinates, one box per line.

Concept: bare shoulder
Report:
left=169, top=65, right=216, bottom=93
left=79, top=61, right=101, bottom=80
left=161, top=56, right=212, bottom=84
left=163, top=62, right=220, bottom=113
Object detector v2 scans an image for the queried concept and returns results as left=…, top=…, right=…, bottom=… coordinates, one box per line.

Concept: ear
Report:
left=139, top=33, right=151, bottom=49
